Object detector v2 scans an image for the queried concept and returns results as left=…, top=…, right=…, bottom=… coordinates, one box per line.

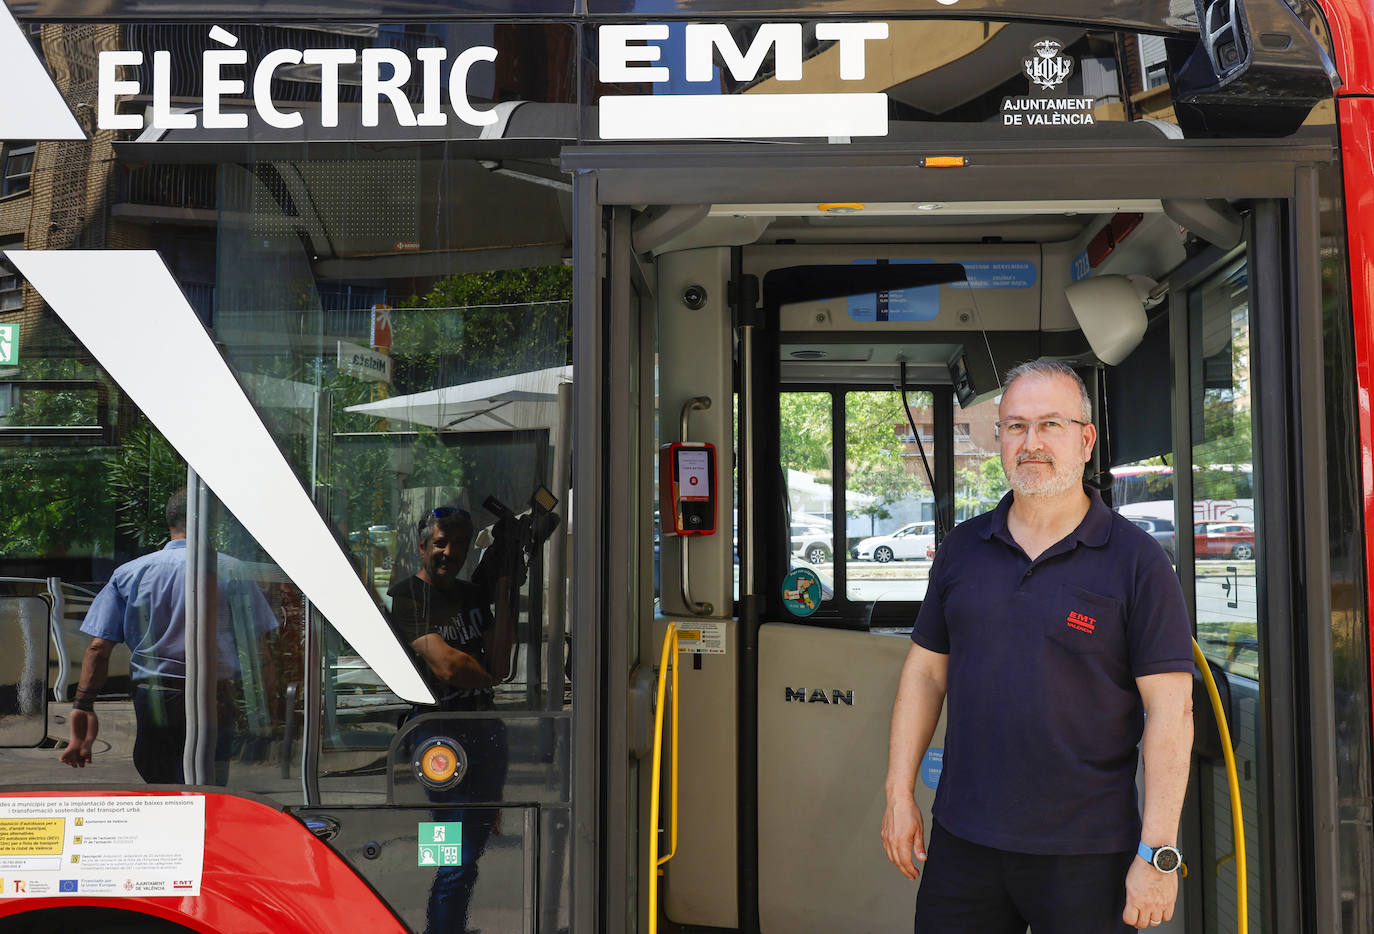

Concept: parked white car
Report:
left=854, top=521, right=936, bottom=563
left=791, top=522, right=833, bottom=564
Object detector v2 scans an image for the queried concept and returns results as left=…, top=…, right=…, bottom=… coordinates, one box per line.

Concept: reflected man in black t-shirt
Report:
left=389, top=506, right=514, bottom=710
left=388, top=506, right=514, bottom=934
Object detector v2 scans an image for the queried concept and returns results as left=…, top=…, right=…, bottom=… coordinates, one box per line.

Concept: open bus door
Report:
left=573, top=127, right=1351, bottom=933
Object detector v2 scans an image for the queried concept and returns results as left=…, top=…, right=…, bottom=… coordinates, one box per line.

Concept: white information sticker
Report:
left=675, top=620, right=727, bottom=656
left=0, top=795, right=206, bottom=898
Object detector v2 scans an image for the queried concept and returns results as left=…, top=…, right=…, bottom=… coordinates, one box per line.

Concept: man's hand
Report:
left=1122, top=857, right=1178, bottom=929
left=59, top=709, right=99, bottom=768
left=881, top=793, right=928, bottom=880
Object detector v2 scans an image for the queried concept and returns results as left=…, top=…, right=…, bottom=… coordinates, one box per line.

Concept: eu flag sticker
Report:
left=59, top=880, right=79, bottom=893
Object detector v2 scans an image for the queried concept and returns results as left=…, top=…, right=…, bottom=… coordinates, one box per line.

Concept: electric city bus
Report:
left=0, top=1, right=1371, bottom=933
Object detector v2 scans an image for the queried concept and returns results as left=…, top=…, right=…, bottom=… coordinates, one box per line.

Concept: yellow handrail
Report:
left=1194, top=638, right=1247, bottom=934
left=648, top=623, right=680, bottom=934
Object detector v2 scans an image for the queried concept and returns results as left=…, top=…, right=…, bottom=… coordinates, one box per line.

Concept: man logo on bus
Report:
left=1024, top=38, right=1075, bottom=91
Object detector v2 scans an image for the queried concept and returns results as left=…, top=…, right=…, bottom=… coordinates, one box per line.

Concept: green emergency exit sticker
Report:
left=418, top=821, right=462, bottom=867
left=0, top=324, right=17, bottom=366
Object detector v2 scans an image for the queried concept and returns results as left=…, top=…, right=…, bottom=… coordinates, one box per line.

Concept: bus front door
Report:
left=573, top=138, right=1340, bottom=934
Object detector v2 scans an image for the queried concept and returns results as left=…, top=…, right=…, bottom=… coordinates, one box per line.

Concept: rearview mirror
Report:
left=0, top=595, right=50, bottom=747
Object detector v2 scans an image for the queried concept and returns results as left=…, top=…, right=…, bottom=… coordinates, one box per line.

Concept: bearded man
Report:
left=881, top=360, right=1195, bottom=933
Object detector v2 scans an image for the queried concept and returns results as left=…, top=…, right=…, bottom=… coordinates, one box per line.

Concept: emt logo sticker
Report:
left=1067, top=610, right=1097, bottom=634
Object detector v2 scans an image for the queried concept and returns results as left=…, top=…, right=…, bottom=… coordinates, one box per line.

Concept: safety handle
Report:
left=1193, top=638, right=1247, bottom=934
left=648, top=623, right=681, bottom=934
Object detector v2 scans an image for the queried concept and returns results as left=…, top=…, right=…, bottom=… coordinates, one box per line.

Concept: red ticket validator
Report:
left=659, top=442, right=717, bottom=536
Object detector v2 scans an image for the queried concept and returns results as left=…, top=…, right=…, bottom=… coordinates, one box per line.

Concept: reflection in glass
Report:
left=780, top=392, right=835, bottom=600
left=1110, top=464, right=1177, bottom=567
left=1191, top=258, right=1258, bottom=679
left=1190, top=255, right=1264, bottom=934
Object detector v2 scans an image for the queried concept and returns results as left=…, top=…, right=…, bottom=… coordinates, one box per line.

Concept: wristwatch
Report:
left=1137, top=841, right=1183, bottom=874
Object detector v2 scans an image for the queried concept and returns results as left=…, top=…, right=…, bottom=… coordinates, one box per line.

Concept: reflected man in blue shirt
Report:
left=59, top=489, right=278, bottom=784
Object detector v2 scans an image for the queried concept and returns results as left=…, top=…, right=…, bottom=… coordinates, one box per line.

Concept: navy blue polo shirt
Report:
left=912, top=489, right=1193, bottom=855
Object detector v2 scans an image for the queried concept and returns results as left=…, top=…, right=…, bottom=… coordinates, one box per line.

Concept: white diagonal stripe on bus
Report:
left=3, top=249, right=434, bottom=704
left=0, top=4, right=85, bottom=140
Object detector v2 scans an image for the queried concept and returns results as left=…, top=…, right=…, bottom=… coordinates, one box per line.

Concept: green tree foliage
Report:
left=394, top=265, right=572, bottom=392
left=0, top=356, right=115, bottom=557
left=107, top=418, right=187, bottom=549
left=779, top=391, right=832, bottom=476
left=779, top=390, right=932, bottom=533
left=1193, top=304, right=1254, bottom=501
left=330, top=265, right=573, bottom=544
left=845, top=392, right=931, bottom=532
left=849, top=458, right=922, bottom=535
left=1, top=264, right=573, bottom=568
left=956, top=457, right=1008, bottom=518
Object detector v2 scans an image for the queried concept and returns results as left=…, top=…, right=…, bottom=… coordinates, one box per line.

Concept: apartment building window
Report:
left=0, top=250, right=21, bottom=313
left=1139, top=35, right=1170, bottom=90
left=2, top=143, right=35, bottom=197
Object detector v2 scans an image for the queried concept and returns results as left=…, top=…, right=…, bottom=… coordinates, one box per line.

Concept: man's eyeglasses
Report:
left=994, top=417, right=1090, bottom=439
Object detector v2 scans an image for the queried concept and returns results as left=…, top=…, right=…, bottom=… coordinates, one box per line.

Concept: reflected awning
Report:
left=345, top=364, right=571, bottom=432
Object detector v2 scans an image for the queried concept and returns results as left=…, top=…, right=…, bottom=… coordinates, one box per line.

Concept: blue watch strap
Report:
left=1137, top=841, right=1155, bottom=863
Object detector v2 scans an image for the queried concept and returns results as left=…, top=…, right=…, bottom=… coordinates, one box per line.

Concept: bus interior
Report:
left=612, top=154, right=1353, bottom=934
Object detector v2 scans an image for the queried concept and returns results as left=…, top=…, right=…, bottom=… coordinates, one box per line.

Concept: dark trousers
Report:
left=409, top=714, right=510, bottom=934
left=914, top=822, right=1137, bottom=934
left=131, top=681, right=235, bottom=785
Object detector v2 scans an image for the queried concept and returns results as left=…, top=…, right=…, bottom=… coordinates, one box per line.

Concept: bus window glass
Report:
left=0, top=148, right=574, bottom=827
left=1111, top=463, right=1177, bottom=565
left=1190, top=254, right=1264, bottom=934
left=940, top=393, right=1012, bottom=552
left=1191, top=257, right=1259, bottom=678
left=209, top=156, right=573, bottom=804
left=953, top=395, right=1010, bottom=527
left=781, top=391, right=834, bottom=602
left=846, top=390, right=936, bottom=604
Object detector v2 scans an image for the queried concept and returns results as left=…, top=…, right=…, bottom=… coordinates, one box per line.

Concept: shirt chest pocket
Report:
left=1045, top=584, right=1126, bottom=657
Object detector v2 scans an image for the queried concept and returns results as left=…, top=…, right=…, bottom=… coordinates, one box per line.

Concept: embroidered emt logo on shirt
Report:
left=1066, top=611, right=1097, bottom=634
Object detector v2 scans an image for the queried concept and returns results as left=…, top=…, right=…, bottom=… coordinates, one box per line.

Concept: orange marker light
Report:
left=921, top=156, right=967, bottom=168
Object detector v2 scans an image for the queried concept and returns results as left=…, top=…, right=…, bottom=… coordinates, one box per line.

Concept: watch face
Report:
left=1154, top=847, right=1181, bottom=873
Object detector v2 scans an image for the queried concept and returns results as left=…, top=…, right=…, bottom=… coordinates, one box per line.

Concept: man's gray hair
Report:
left=1003, top=360, right=1093, bottom=423
left=418, top=508, right=474, bottom=547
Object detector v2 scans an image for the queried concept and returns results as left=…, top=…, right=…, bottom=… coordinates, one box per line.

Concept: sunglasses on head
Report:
left=418, top=506, right=471, bottom=532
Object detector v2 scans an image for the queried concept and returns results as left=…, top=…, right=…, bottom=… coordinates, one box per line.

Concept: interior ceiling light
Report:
left=817, top=202, right=865, bottom=214
left=917, top=203, right=945, bottom=211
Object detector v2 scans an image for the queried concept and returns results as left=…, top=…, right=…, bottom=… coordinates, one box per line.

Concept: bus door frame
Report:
left=564, top=138, right=1337, bottom=934
left=1163, top=185, right=1340, bottom=932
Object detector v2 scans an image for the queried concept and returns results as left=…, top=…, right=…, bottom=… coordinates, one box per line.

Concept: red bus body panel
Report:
left=1320, top=0, right=1374, bottom=93
left=1325, top=0, right=1374, bottom=735
left=1337, top=93, right=1374, bottom=727
left=0, top=791, right=406, bottom=934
